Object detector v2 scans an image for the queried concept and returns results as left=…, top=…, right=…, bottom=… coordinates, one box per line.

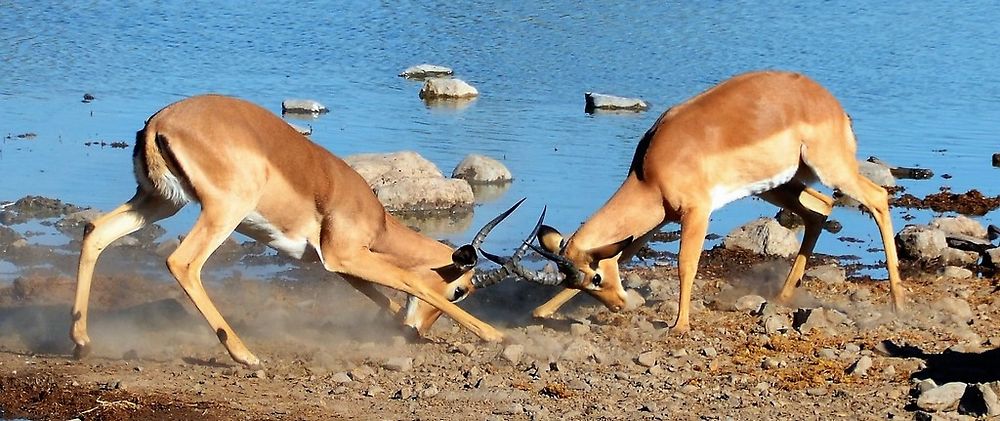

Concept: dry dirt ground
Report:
left=2, top=239, right=999, bottom=421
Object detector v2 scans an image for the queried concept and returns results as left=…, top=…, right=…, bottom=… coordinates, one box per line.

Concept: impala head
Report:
left=535, top=226, right=633, bottom=312
left=401, top=198, right=543, bottom=333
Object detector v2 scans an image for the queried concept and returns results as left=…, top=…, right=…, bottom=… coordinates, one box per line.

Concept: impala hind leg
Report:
left=166, top=203, right=261, bottom=367
left=757, top=184, right=833, bottom=304
left=832, top=175, right=905, bottom=312
left=72, top=191, right=181, bottom=358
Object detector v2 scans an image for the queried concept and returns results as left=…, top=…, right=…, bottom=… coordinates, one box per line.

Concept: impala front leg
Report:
left=673, top=207, right=710, bottom=333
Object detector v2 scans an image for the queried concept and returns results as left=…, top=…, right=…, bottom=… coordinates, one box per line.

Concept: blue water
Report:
left=2, top=2, right=999, bottom=278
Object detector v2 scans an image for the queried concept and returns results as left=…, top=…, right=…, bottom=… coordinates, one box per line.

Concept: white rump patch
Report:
left=237, top=212, right=310, bottom=259
left=709, top=166, right=798, bottom=211
left=134, top=156, right=193, bottom=206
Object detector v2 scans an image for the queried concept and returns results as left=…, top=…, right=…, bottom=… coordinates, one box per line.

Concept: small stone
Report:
left=844, top=343, right=862, bottom=354
left=364, top=386, right=384, bottom=397
left=420, top=385, right=440, bottom=399
left=624, top=289, right=646, bottom=310
left=916, top=379, right=939, bottom=393
left=916, top=382, right=967, bottom=412
left=636, top=351, right=658, bottom=368
left=502, top=344, right=524, bottom=364
left=848, top=356, right=873, bottom=377
left=805, top=264, right=846, bottom=285
left=282, top=99, right=328, bottom=114
left=850, top=288, right=872, bottom=302
left=584, top=92, right=648, bottom=112
left=818, top=348, right=838, bottom=360
left=331, top=372, right=352, bottom=383
left=735, top=295, right=767, bottom=314
left=452, top=154, right=512, bottom=184
left=419, top=78, right=478, bottom=99
left=670, top=348, right=689, bottom=358
left=761, top=358, right=781, bottom=370
left=805, top=387, right=828, bottom=396
left=569, top=323, right=591, bottom=336
left=383, top=357, right=413, bottom=372
left=702, top=347, right=718, bottom=358
left=793, top=308, right=828, bottom=334
left=251, top=369, right=266, bottom=379
left=399, top=64, right=453, bottom=80
left=350, top=365, right=375, bottom=381
left=494, top=403, right=524, bottom=415
left=941, top=266, right=974, bottom=280
left=883, top=365, right=897, bottom=377
left=763, top=315, right=791, bottom=334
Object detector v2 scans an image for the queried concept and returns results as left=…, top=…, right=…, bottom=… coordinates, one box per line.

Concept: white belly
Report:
left=237, top=212, right=311, bottom=260
left=709, top=166, right=798, bottom=211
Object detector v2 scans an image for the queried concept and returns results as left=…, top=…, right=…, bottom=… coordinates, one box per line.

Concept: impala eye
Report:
left=591, top=273, right=602, bottom=287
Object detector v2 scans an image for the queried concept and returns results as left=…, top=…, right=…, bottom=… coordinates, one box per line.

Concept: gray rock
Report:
left=584, top=92, right=649, bottom=112
left=793, top=308, right=829, bottom=334
left=818, top=348, right=838, bottom=360
left=502, top=344, right=524, bottom=364
left=702, top=347, right=718, bottom=358
left=330, top=372, right=352, bottom=383
left=806, top=264, right=846, bottom=285
left=989, top=248, right=1000, bottom=268
left=344, top=151, right=474, bottom=213
left=383, top=357, right=413, bottom=372
left=281, top=99, right=328, bottom=114
left=940, top=266, right=974, bottom=279
left=917, top=379, right=938, bottom=393
left=451, top=154, right=512, bottom=184
left=932, top=215, right=988, bottom=238
left=848, top=356, right=873, bottom=377
left=858, top=160, right=896, bottom=187
left=723, top=218, right=799, bottom=257
left=420, top=385, right=440, bottom=399
left=994, top=153, right=1000, bottom=168
left=349, top=366, right=375, bottom=381
left=735, top=295, right=767, bottom=314
left=287, top=122, right=312, bottom=135
left=636, top=351, right=658, bottom=368
left=569, top=323, right=591, bottom=336
left=399, top=64, right=454, bottom=80
left=896, top=225, right=949, bottom=261
left=763, top=314, right=791, bottom=334
left=624, top=289, right=646, bottom=310
left=934, top=297, right=973, bottom=323
left=419, top=78, right=479, bottom=99
left=916, top=382, right=967, bottom=412
left=980, top=382, right=1000, bottom=416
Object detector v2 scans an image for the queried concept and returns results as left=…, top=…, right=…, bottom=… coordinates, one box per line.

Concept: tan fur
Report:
left=534, top=71, right=905, bottom=331
left=71, top=95, right=503, bottom=367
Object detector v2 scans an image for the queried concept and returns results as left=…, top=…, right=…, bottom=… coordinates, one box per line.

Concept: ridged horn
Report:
left=472, top=206, right=545, bottom=289
left=453, top=198, right=526, bottom=272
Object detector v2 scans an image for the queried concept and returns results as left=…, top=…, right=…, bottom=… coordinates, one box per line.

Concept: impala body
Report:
left=527, top=71, right=905, bottom=331
left=71, top=95, right=530, bottom=366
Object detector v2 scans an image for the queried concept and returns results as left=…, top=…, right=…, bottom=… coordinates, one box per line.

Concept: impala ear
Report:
left=452, top=244, right=478, bottom=271
left=588, top=236, right=634, bottom=261
left=538, top=225, right=564, bottom=253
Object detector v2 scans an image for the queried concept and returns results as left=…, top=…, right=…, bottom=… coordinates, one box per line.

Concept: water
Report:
left=2, top=1, right=999, bottom=278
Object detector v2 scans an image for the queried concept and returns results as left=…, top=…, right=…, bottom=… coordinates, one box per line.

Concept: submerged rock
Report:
left=452, top=154, right=512, bottom=184
left=584, top=92, right=648, bottom=113
left=399, top=64, right=453, bottom=80
left=419, top=78, right=478, bottom=99
left=281, top=99, right=328, bottom=115
left=867, top=156, right=933, bottom=180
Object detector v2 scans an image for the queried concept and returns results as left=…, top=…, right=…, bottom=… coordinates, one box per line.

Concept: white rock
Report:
left=399, top=64, right=454, bottom=79
left=932, top=215, right=988, bottom=238
left=287, top=122, right=312, bottom=135
left=502, top=344, right=525, bottom=364
left=940, top=266, right=974, bottom=279
left=281, top=99, right=328, bottom=114
left=723, top=218, right=800, bottom=257
left=857, top=160, right=896, bottom=187
left=896, top=225, right=948, bottom=261
left=735, top=295, right=767, bottom=314
left=584, top=92, right=649, bottom=112
left=344, top=151, right=474, bottom=212
left=451, top=154, right=512, bottom=184
left=916, top=382, right=967, bottom=412
left=849, top=356, right=873, bottom=377
left=636, top=351, right=657, bottom=367
left=981, top=382, right=1000, bottom=416
left=624, top=289, right=646, bottom=310
left=383, top=357, right=413, bottom=372
left=805, top=264, right=846, bottom=285
left=419, top=78, right=479, bottom=99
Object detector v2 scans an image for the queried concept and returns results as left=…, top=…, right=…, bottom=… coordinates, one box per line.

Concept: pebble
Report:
left=383, top=357, right=413, bottom=372
left=570, top=323, right=591, bottom=336
left=330, top=372, right=352, bottom=383
left=281, top=98, right=328, bottom=114
left=350, top=365, right=375, bottom=381
left=671, top=348, right=689, bottom=358
left=420, top=385, right=440, bottom=399
left=702, top=347, right=718, bottom=358
left=636, top=351, right=658, bottom=368
left=735, top=295, right=767, bottom=314
left=848, top=356, right=873, bottom=377
left=502, top=344, right=525, bottom=364
left=805, top=264, right=846, bottom=285
left=817, top=348, right=838, bottom=360
left=941, top=266, right=974, bottom=279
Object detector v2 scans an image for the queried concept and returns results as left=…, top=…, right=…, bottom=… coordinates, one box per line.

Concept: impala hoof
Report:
left=72, top=343, right=91, bottom=360
left=670, top=324, right=691, bottom=336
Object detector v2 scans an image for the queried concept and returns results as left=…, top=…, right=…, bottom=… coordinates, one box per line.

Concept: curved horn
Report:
left=472, top=206, right=545, bottom=289
left=471, top=197, right=526, bottom=249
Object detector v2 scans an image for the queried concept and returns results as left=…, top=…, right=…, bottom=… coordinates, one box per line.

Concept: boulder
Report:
left=896, top=225, right=948, bottom=261
left=584, top=92, right=648, bottom=112
left=419, top=78, right=478, bottom=99
left=344, top=151, right=474, bottom=213
left=281, top=99, right=328, bottom=115
left=722, top=218, right=800, bottom=257
left=452, top=154, right=512, bottom=184
left=916, top=382, right=967, bottom=412
left=931, top=215, right=988, bottom=238
left=399, top=64, right=453, bottom=80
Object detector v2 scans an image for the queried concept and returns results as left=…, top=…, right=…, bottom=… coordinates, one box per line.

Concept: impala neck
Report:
left=372, top=213, right=455, bottom=272
left=569, top=173, right=668, bottom=253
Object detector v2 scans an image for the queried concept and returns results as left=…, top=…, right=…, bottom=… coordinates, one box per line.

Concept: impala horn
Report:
left=479, top=209, right=582, bottom=287
left=472, top=206, right=546, bottom=289
left=452, top=198, right=527, bottom=273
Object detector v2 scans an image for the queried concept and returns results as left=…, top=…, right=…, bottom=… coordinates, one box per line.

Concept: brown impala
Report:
left=504, top=71, right=906, bottom=333
left=70, top=94, right=546, bottom=367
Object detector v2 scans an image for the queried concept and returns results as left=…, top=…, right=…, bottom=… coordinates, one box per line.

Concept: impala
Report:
left=505, top=71, right=906, bottom=332
left=70, top=94, right=539, bottom=367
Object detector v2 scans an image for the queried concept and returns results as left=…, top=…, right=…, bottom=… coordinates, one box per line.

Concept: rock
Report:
left=848, top=356, right=873, bottom=377
left=702, top=347, right=718, bottom=358
left=917, top=379, right=939, bottom=393
left=734, top=295, right=767, bottom=314
left=989, top=249, right=1000, bottom=268
left=330, top=372, right=352, bottom=383
left=502, top=344, right=524, bottom=364
left=399, top=64, right=453, bottom=80
left=419, top=78, right=478, bottom=99
left=83, top=93, right=96, bottom=103
left=979, top=382, right=1000, bottom=416
left=350, top=366, right=375, bottom=380
left=287, top=122, right=312, bottom=135
left=281, top=99, right=328, bottom=115
left=793, top=308, right=828, bottom=334
left=584, top=92, right=648, bottom=112
left=806, top=264, right=846, bottom=285
left=934, top=297, right=973, bottom=324
left=57, top=209, right=102, bottom=230
left=763, top=315, right=791, bottom=334
left=932, top=215, right=988, bottom=238
left=624, top=273, right=646, bottom=289
left=420, top=385, right=440, bottom=399
left=993, top=153, right=1000, bottom=168
left=344, top=151, right=474, bottom=213
left=451, top=154, right=512, bottom=184
left=857, top=160, right=896, bottom=187
left=896, top=225, right=948, bottom=261
left=916, top=382, right=967, bottom=412
left=940, top=266, right=974, bottom=279
left=569, top=323, right=591, bottom=337
left=866, top=156, right=933, bottom=180
left=636, top=351, right=658, bottom=368
left=723, top=218, right=800, bottom=257
left=624, top=289, right=645, bottom=310
left=383, top=357, right=413, bottom=372
left=251, top=369, right=266, bottom=379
